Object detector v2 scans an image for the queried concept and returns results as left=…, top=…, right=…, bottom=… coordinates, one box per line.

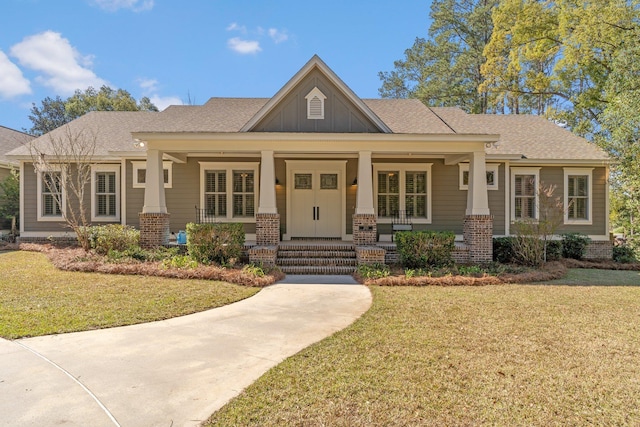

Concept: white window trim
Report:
left=459, top=163, right=499, bottom=190
left=37, top=166, right=66, bottom=222
left=91, top=164, right=121, bottom=222
left=564, top=167, right=593, bottom=225
left=199, top=162, right=260, bottom=223
left=132, top=161, right=173, bottom=188
left=373, top=163, right=433, bottom=224
left=305, top=86, right=327, bottom=120
left=511, top=167, right=541, bottom=221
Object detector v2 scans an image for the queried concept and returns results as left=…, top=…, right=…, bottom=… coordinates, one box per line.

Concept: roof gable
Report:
left=242, top=55, right=391, bottom=133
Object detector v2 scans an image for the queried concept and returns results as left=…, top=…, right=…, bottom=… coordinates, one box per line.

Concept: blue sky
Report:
left=1, top=0, right=432, bottom=132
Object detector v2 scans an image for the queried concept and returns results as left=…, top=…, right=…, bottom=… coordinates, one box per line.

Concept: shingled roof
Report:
left=0, top=126, right=33, bottom=166
left=7, top=98, right=608, bottom=162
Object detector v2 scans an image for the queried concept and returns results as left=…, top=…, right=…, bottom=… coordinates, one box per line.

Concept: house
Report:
left=0, top=126, right=33, bottom=230
left=7, top=55, right=612, bottom=267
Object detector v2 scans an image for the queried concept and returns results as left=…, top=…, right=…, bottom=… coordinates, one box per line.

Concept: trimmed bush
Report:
left=89, top=224, right=140, bottom=255
left=561, top=233, right=591, bottom=260
left=493, top=237, right=561, bottom=264
left=613, top=245, right=637, bottom=263
left=396, top=231, right=455, bottom=268
left=186, top=222, right=244, bottom=265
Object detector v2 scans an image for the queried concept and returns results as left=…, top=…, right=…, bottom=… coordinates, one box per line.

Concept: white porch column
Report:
left=466, top=150, right=490, bottom=216
left=258, top=150, right=277, bottom=214
left=142, top=149, right=167, bottom=213
left=355, top=150, right=375, bottom=214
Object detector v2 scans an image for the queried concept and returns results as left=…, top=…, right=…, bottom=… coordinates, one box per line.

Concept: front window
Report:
left=511, top=167, right=540, bottom=221
left=564, top=168, right=593, bottom=224
left=95, top=172, right=116, bottom=217
left=459, top=163, right=500, bottom=190
left=374, top=163, right=432, bottom=223
left=42, top=172, right=63, bottom=217
left=132, top=161, right=172, bottom=188
left=200, top=162, right=259, bottom=222
left=91, top=164, right=120, bottom=221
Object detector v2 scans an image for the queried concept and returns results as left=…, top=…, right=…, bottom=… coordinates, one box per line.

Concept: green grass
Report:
left=207, top=284, right=640, bottom=426
left=0, top=251, right=259, bottom=339
left=541, top=268, right=640, bottom=286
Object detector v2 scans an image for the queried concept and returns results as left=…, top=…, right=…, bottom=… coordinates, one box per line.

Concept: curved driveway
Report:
left=0, top=276, right=371, bottom=427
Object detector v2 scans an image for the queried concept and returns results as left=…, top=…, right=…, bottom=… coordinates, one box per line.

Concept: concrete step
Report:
left=278, top=244, right=355, bottom=251
left=277, top=250, right=356, bottom=259
left=277, top=257, right=357, bottom=266
left=280, top=265, right=357, bottom=275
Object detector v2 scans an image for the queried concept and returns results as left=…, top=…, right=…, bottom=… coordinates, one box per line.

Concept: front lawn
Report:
left=207, top=284, right=640, bottom=426
left=0, top=251, right=259, bottom=339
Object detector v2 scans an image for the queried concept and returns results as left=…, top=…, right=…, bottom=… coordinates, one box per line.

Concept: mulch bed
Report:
left=14, top=243, right=283, bottom=287
left=358, top=262, right=568, bottom=286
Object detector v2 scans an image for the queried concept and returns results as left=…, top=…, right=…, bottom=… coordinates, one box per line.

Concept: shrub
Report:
left=242, top=264, right=266, bottom=277
left=396, top=230, right=455, bottom=269
left=186, top=222, right=244, bottom=265
left=90, top=224, right=140, bottom=255
left=357, top=263, right=390, bottom=279
left=613, top=245, right=637, bottom=263
left=493, top=237, right=561, bottom=264
left=493, top=237, right=515, bottom=263
left=162, top=255, right=199, bottom=269
left=107, top=246, right=178, bottom=263
left=561, top=233, right=591, bottom=260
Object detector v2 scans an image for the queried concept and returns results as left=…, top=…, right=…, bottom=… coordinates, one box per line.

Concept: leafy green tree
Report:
left=379, top=0, right=499, bottom=113
left=28, top=86, right=158, bottom=136
left=481, top=0, right=639, bottom=136
left=0, top=168, right=20, bottom=226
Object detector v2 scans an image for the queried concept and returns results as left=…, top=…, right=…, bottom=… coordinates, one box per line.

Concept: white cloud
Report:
left=10, top=31, right=107, bottom=95
left=91, top=0, right=154, bottom=12
left=226, top=22, right=247, bottom=33
left=150, top=95, right=182, bottom=111
left=268, top=28, right=289, bottom=44
left=0, top=50, right=31, bottom=98
left=138, top=78, right=158, bottom=93
left=227, top=37, right=261, bottom=55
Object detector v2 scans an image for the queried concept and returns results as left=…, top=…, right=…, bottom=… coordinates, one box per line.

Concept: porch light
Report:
left=352, top=177, right=358, bottom=186
left=275, top=177, right=281, bottom=185
left=133, top=139, right=145, bottom=148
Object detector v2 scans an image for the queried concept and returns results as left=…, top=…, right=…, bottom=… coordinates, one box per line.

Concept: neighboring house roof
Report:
left=0, top=126, right=33, bottom=167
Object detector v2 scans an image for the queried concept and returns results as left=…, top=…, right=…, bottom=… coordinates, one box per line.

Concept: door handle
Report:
left=313, top=206, right=316, bottom=220
left=316, top=207, right=319, bottom=221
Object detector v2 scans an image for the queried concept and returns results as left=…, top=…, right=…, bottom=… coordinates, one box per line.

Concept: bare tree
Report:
left=30, top=125, right=97, bottom=250
left=511, top=181, right=567, bottom=266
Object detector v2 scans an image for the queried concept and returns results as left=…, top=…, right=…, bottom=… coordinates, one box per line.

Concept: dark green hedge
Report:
left=396, top=231, right=455, bottom=268
left=186, top=222, right=244, bottom=265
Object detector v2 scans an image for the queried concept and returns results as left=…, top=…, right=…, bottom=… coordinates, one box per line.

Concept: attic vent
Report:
left=305, top=86, right=327, bottom=120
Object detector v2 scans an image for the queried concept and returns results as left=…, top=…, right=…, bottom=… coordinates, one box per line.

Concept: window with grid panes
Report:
left=232, top=170, right=255, bottom=217
left=514, top=174, right=536, bottom=219
left=95, top=171, right=116, bottom=216
left=377, top=171, right=399, bottom=217
left=204, top=170, right=226, bottom=217
left=405, top=171, right=427, bottom=217
left=567, top=175, right=589, bottom=220
left=42, top=172, right=63, bottom=216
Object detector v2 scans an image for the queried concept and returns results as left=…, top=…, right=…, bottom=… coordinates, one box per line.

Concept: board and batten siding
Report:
left=252, top=68, right=381, bottom=133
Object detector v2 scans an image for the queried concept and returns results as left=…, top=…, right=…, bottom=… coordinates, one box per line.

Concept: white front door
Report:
left=288, top=161, right=344, bottom=239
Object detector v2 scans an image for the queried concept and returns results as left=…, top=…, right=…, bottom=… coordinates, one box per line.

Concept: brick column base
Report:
left=356, top=246, right=386, bottom=266
left=256, top=213, right=280, bottom=246
left=463, top=215, right=493, bottom=263
left=139, top=212, right=170, bottom=249
left=353, top=214, right=377, bottom=245
left=249, top=245, right=278, bottom=267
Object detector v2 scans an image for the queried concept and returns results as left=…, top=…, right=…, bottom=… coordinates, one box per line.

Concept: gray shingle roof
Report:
left=7, top=99, right=608, bottom=162
left=0, top=126, right=33, bottom=165
left=431, top=107, right=609, bottom=161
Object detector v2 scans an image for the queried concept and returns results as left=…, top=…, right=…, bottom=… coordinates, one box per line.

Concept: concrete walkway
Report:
left=0, top=276, right=371, bottom=427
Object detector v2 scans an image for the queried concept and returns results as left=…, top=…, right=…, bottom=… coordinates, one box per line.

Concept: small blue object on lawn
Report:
left=177, top=230, right=187, bottom=244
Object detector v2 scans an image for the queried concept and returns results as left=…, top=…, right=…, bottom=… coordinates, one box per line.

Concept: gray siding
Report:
left=252, top=69, right=381, bottom=133
left=539, top=166, right=607, bottom=235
